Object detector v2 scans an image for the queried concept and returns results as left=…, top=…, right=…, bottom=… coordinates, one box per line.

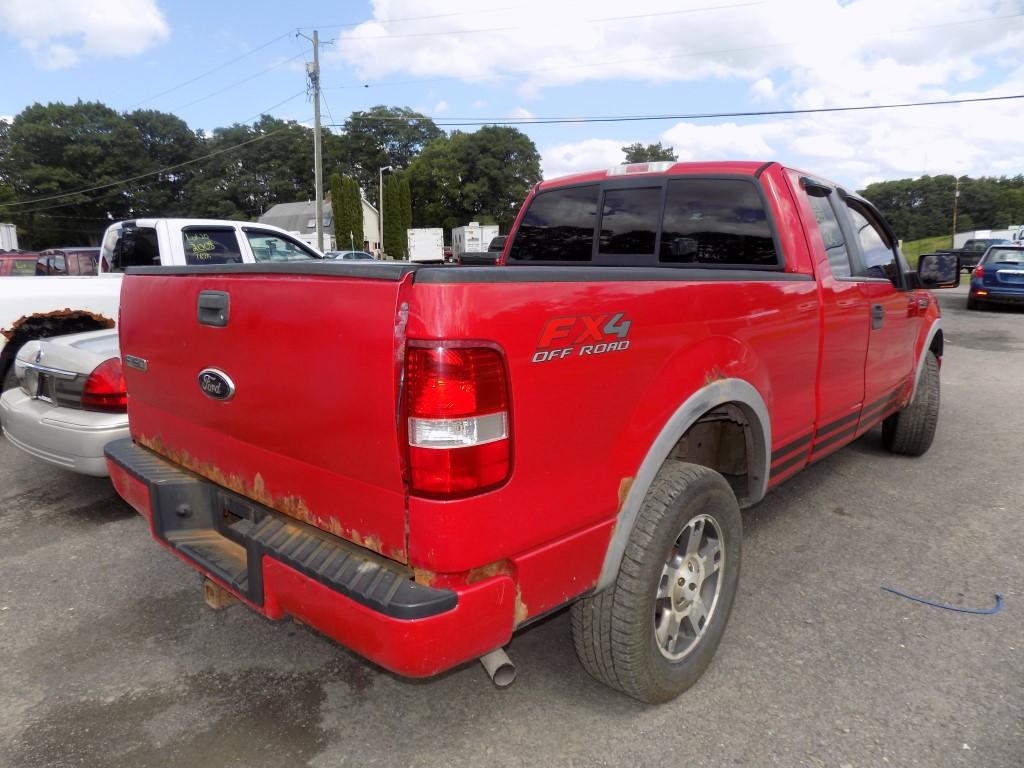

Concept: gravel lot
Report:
left=1, top=284, right=1021, bottom=768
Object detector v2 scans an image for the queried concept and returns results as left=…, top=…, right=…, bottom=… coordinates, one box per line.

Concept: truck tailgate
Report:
left=119, top=264, right=414, bottom=562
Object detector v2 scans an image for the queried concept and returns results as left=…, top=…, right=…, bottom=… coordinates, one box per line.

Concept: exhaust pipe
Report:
left=479, top=648, right=516, bottom=688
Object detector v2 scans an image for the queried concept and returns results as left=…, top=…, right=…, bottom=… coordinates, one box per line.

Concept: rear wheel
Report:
left=570, top=461, right=742, bottom=703
left=882, top=352, right=940, bottom=456
left=966, top=294, right=981, bottom=310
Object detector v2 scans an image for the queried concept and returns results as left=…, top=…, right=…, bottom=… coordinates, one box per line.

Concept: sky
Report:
left=1, top=0, right=1023, bottom=191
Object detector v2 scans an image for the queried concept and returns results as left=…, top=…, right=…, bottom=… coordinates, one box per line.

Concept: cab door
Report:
left=837, top=197, right=919, bottom=423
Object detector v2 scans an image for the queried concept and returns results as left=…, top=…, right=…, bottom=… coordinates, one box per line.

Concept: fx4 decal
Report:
left=532, top=312, right=632, bottom=363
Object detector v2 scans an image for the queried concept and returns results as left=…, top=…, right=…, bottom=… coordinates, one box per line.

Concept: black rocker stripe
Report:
left=812, top=424, right=859, bottom=454
left=859, top=392, right=901, bottom=423
left=770, top=449, right=810, bottom=478
left=814, top=410, right=860, bottom=437
left=771, top=433, right=812, bottom=463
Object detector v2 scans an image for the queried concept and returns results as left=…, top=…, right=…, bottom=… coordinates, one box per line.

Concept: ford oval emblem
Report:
left=197, top=368, right=235, bottom=401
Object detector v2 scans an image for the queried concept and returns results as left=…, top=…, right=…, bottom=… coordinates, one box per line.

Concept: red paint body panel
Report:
left=110, top=160, right=943, bottom=679
left=119, top=273, right=410, bottom=561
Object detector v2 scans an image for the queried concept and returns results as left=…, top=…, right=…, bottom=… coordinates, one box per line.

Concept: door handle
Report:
left=197, top=291, right=230, bottom=327
left=871, top=304, right=885, bottom=330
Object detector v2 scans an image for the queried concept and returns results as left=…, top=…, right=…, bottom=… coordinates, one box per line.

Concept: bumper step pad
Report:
left=105, top=438, right=456, bottom=619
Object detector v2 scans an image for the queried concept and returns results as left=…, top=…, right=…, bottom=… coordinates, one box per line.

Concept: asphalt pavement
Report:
left=1, top=283, right=1021, bottom=768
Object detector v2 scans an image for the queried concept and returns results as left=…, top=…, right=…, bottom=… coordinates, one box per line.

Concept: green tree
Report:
left=336, top=106, right=442, bottom=209
left=406, top=126, right=541, bottom=233
left=859, top=174, right=1024, bottom=242
left=187, top=115, right=316, bottom=219
left=398, top=174, right=412, bottom=258
left=383, top=174, right=403, bottom=258
left=0, top=101, right=180, bottom=246
left=622, top=141, right=678, bottom=163
left=344, top=175, right=364, bottom=251
left=330, top=172, right=350, bottom=249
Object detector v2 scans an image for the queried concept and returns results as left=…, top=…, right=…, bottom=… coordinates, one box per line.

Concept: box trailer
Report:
left=407, top=228, right=445, bottom=263
left=452, top=222, right=499, bottom=261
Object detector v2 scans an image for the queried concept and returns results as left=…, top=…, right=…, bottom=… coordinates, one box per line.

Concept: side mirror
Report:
left=917, top=252, right=960, bottom=289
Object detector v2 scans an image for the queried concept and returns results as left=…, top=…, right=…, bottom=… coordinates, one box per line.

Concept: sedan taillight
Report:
left=82, top=357, right=127, bottom=412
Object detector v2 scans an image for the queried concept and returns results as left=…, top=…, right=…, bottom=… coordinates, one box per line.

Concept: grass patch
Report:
left=900, top=235, right=952, bottom=267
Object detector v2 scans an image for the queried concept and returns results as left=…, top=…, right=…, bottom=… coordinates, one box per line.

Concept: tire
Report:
left=882, top=351, right=939, bottom=457
left=570, top=461, right=742, bottom=704
left=966, top=295, right=978, bottom=310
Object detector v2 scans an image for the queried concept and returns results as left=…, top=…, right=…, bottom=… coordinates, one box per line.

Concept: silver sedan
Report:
left=0, top=329, right=127, bottom=476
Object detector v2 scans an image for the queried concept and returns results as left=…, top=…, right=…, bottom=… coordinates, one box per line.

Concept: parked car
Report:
left=325, top=250, right=375, bottom=260
left=105, top=160, right=956, bottom=703
left=35, top=248, right=100, bottom=276
left=0, top=253, right=40, bottom=276
left=0, top=219, right=319, bottom=392
left=934, top=238, right=1012, bottom=273
left=967, top=245, right=1024, bottom=309
left=1, top=329, right=127, bottom=476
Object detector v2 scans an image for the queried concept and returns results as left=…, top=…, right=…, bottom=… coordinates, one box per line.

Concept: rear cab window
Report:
left=506, top=175, right=782, bottom=269
left=105, top=226, right=160, bottom=272
left=182, top=227, right=244, bottom=266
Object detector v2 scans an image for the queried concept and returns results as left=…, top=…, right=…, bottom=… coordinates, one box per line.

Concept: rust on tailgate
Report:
left=137, top=434, right=398, bottom=561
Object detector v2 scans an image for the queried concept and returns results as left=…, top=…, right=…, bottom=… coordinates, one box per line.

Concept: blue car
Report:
left=968, top=246, right=1024, bottom=309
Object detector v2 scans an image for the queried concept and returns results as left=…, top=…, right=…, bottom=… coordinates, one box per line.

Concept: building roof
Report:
left=259, top=197, right=378, bottom=235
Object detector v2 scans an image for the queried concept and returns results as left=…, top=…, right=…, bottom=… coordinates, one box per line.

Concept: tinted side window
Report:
left=845, top=203, right=897, bottom=283
left=599, top=187, right=660, bottom=256
left=183, top=228, right=243, bottom=265
left=507, top=185, right=598, bottom=262
left=804, top=189, right=851, bottom=278
left=35, top=255, right=49, bottom=275
left=659, top=179, right=777, bottom=266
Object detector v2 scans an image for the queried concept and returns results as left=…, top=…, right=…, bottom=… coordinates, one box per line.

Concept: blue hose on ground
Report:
left=881, top=586, right=1004, bottom=615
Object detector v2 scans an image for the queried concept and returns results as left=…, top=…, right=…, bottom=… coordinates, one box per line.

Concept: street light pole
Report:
left=379, top=165, right=393, bottom=258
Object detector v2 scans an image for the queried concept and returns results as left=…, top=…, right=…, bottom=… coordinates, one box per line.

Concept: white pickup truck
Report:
left=0, top=219, right=322, bottom=390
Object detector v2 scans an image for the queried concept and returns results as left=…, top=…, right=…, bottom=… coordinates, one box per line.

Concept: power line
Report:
left=170, top=51, right=307, bottom=112
left=326, top=93, right=1024, bottom=128
left=129, top=32, right=292, bottom=108
left=0, top=118, right=312, bottom=212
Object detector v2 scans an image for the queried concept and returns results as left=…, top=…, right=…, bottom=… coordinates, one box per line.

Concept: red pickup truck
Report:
left=105, top=161, right=958, bottom=703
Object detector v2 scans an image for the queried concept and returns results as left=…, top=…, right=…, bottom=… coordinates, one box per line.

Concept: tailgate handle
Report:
left=197, top=291, right=230, bottom=327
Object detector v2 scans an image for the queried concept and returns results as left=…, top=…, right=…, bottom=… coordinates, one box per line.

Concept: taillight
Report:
left=82, top=357, right=127, bottom=412
left=405, top=344, right=511, bottom=496
left=973, top=264, right=984, bottom=278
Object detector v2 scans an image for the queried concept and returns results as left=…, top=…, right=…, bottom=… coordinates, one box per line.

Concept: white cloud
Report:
left=751, top=77, right=776, bottom=101
left=330, top=0, right=1024, bottom=186
left=0, top=0, right=169, bottom=69
left=433, top=100, right=449, bottom=113
left=660, top=122, right=783, bottom=161
left=542, top=138, right=625, bottom=179
left=507, top=107, right=534, bottom=120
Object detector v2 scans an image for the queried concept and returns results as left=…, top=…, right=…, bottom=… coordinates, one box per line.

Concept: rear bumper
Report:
left=1, top=388, right=128, bottom=476
left=104, top=438, right=516, bottom=677
left=970, top=280, right=1024, bottom=302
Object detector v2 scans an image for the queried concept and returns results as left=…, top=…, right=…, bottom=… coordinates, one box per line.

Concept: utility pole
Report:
left=951, top=176, right=960, bottom=248
left=298, top=30, right=325, bottom=252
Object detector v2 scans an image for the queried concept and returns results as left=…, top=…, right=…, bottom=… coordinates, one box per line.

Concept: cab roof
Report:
left=538, top=161, right=776, bottom=191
